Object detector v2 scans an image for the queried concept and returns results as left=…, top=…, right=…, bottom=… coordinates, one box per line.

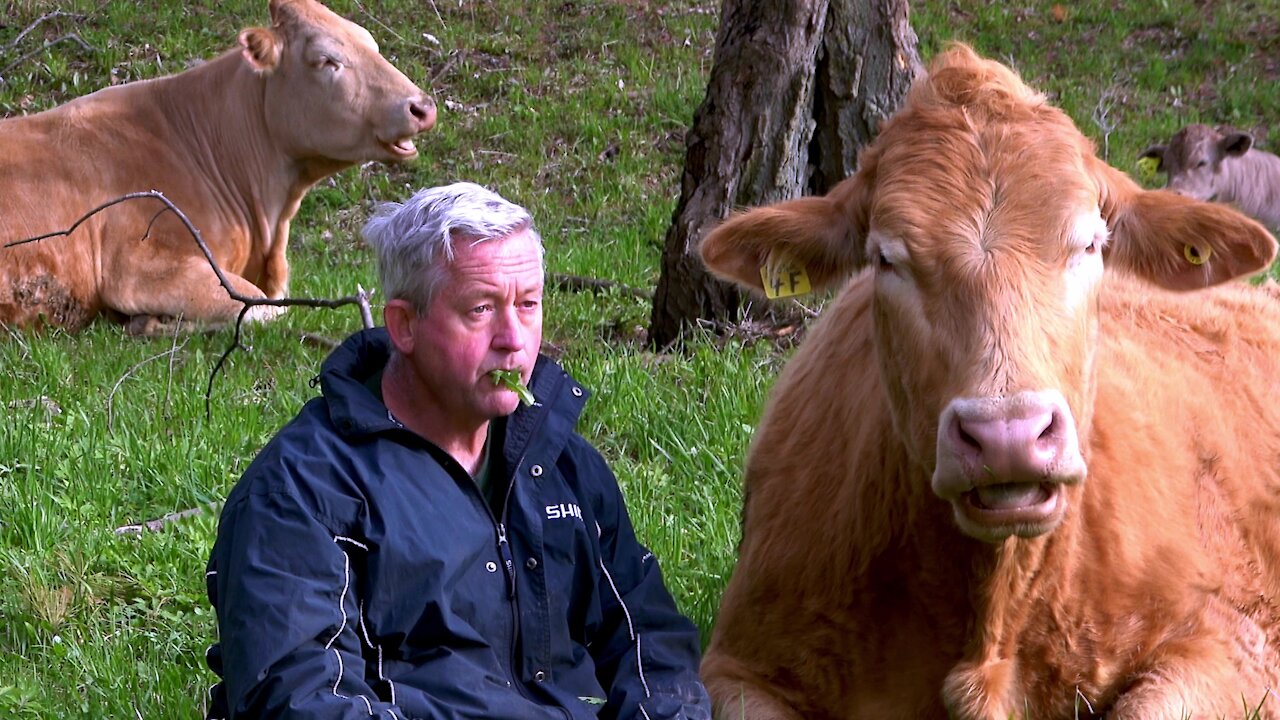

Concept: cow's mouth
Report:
left=383, top=137, right=418, bottom=158
left=956, top=481, right=1065, bottom=539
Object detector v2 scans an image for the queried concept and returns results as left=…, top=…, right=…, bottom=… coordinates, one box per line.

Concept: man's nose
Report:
left=492, top=308, right=528, bottom=351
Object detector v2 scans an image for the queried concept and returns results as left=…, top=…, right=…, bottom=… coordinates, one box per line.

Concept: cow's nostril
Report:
left=1038, top=412, right=1058, bottom=442
left=956, top=423, right=981, bottom=452
left=409, top=98, right=435, bottom=121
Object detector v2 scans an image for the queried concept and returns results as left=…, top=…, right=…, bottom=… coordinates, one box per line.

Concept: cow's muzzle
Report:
left=932, top=389, right=1087, bottom=542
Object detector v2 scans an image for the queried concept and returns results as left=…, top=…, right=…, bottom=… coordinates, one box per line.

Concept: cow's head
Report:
left=701, top=44, right=1276, bottom=543
left=1139, top=123, right=1253, bottom=201
left=237, top=0, right=436, bottom=165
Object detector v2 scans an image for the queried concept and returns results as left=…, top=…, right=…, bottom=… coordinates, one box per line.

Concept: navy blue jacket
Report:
left=204, top=328, right=710, bottom=719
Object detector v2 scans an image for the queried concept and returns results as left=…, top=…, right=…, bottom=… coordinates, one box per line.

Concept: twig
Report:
left=1092, top=87, right=1119, bottom=162
left=550, top=272, right=652, bottom=300
left=164, top=315, right=182, bottom=418
left=7, top=191, right=377, bottom=417
left=107, top=339, right=190, bottom=432
left=348, top=0, right=409, bottom=46
left=0, top=33, right=96, bottom=83
left=113, top=501, right=221, bottom=536
left=356, top=284, right=375, bottom=329
left=429, top=50, right=460, bottom=85
left=4, top=11, right=79, bottom=52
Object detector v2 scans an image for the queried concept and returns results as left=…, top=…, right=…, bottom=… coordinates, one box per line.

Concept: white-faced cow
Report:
left=700, top=44, right=1280, bottom=719
left=1141, top=123, right=1280, bottom=231
left=0, top=0, right=435, bottom=334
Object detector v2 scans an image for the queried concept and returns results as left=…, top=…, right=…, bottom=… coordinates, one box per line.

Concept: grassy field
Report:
left=1, top=0, right=1278, bottom=716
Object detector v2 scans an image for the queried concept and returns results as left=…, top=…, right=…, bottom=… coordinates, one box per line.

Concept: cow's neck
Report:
left=919, top=504, right=1082, bottom=714
left=149, top=51, right=332, bottom=254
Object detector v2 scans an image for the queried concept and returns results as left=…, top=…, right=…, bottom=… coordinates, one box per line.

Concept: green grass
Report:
left=1, top=0, right=1278, bottom=716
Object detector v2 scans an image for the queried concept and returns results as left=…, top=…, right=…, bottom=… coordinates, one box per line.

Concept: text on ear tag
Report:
left=759, top=249, right=812, bottom=299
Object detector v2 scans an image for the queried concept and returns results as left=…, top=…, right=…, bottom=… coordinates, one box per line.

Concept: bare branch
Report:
left=7, top=191, right=377, bottom=417
left=356, top=284, right=375, bottom=329
left=1092, top=87, right=1120, bottom=163
left=164, top=316, right=182, bottom=417
left=6, top=191, right=368, bottom=314
left=0, top=33, right=96, bottom=84
left=107, top=338, right=190, bottom=432
left=113, top=501, right=221, bottom=536
left=5, top=11, right=80, bottom=52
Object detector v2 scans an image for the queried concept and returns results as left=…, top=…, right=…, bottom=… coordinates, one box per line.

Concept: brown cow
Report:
left=1140, top=123, right=1280, bottom=231
left=700, top=44, right=1280, bottom=719
left=0, top=0, right=435, bottom=333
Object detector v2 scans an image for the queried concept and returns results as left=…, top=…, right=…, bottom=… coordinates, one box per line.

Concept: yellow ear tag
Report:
left=759, top=248, right=812, bottom=299
left=1136, top=156, right=1160, bottom=184
left=1183, top=244, right=1211, bottom=266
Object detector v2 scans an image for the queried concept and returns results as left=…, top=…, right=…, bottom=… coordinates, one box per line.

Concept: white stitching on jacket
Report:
left=595, top=521, right=652, bottom=699
left=359, top=601, right=397, bottom=706
left=330, top=536, right=378, bottom=714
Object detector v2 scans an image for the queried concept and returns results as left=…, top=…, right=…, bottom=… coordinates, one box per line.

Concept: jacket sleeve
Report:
left=577, top=447, right=712, bottom=720
left=206, top=458, right=458, bottom=720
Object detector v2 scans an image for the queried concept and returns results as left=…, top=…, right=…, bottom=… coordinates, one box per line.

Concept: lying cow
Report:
left=700, top=43, right=1280, bottom=719
left=0, top=0, right=435, bottom=333
left=1141, top=123, right=1280, bottom=231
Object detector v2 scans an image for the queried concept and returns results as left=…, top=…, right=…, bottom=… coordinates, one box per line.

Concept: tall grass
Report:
left=1, top=0, right=1277, bottom=716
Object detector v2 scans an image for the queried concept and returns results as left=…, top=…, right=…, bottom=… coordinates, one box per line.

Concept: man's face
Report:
left=406, top=229, right=544, bottom=426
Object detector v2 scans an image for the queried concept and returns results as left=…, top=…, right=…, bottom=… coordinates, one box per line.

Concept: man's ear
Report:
left=383, top=299, right=417, bottom=356
left=1092, top=157, right=1277, bottom=290
left=699, top=169, right=873, bottom=295
left=238, top=27, right=281, bottom=74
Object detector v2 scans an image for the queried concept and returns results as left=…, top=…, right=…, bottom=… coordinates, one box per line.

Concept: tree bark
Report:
left=648, top=0, right=920, bottom=349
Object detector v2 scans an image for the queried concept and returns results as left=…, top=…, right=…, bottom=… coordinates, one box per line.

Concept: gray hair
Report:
left=360, top=182, right=544, bottom=311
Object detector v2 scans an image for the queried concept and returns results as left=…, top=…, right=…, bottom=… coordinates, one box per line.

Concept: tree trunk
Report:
left=648, top=0, right=920, bottom=349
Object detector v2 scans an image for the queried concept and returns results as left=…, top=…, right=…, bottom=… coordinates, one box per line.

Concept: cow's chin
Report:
left=950, top=481, right=1068, bottom=542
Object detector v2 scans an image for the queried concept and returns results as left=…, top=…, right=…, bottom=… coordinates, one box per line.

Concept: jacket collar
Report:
left=318, top=328, right=589, bottom=463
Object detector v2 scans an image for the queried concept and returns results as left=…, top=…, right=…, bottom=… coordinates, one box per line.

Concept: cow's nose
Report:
left=408, top=96, right=436, bottom=132
left=946, top=397, right=1069, bottom=484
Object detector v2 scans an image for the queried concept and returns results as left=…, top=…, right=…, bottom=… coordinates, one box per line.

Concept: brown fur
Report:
left=0, top=0, right=435, bottom=333
left=701, top=44, right=1280, bottom=719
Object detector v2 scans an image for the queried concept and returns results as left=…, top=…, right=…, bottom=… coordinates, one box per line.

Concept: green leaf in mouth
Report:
left=489, top=368, right=535, bottom=407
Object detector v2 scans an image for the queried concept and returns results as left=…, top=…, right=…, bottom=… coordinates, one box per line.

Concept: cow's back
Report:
left=1089, top=275, right=1280, bottom=654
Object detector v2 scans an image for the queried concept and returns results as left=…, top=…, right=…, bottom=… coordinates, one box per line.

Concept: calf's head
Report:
left=702, top=44, right=1275, bottom=543
left=238, top=0, right=436, bottom=165
left=1139, top=123, right=1253, bottom=202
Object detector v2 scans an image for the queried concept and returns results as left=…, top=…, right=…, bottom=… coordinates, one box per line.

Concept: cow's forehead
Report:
left=1168, top=124, right=1218, bottom=161
left=869, top=119, right=1096, bottom=264
left=277, top=0, right=378, bottom=52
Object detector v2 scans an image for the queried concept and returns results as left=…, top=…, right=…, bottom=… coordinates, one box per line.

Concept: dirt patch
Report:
left=10, top=274, right=92, bottom=330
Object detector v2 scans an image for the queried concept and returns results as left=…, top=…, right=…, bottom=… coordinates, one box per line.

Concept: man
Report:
left=203, top=182, right=711, bottom=719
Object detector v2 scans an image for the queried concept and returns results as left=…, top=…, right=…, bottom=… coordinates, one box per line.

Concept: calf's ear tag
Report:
left=1135, top=156, right=1160, bottom=184
left=1183, top=244, right=1211, bottom=266
left=760, top=248, right=812, bottom=299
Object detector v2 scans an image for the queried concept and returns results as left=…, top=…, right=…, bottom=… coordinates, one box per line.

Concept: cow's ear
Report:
left=1137, top=144, right=1166, bottom=172
left=1093, top=158, right=1276, bottom=290
left=1220, top=131, right=1253, bottom=157
left=699, top=172, right=872, bottom=294
left=239, top=27, right=282, bottom=73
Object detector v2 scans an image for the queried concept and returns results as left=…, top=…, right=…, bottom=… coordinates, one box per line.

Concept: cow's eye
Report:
left=319, top=56, right=344, bottom=73
left=1196, top=160, right=1208, bottom=169
left=1084, top=240, right=1098, bottom=254
left=877, top=251, right=893, bottom=271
